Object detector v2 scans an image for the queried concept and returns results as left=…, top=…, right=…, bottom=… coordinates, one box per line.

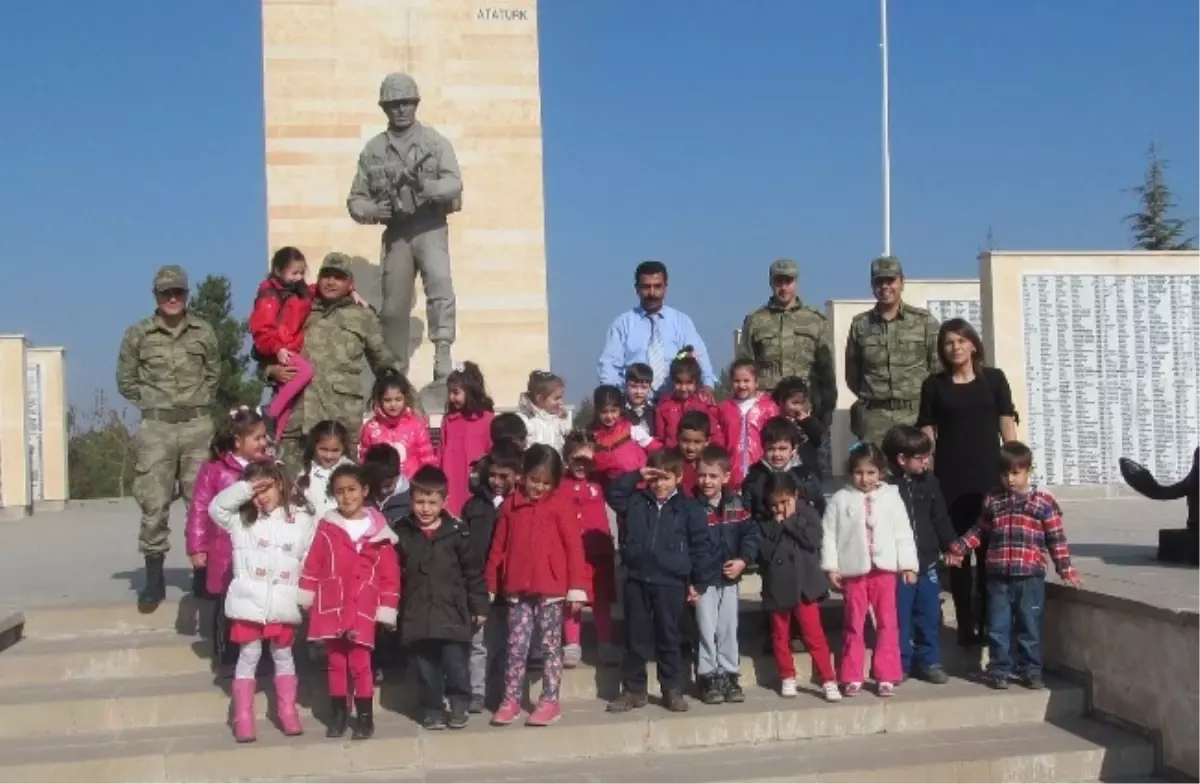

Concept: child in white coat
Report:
left=294, top=420, right=354, bottom=519
left=209, top=461, right=316, bottom=743
left=821, top=443, right=918, bottom=698
left=517, top=370, right=573, bottom=453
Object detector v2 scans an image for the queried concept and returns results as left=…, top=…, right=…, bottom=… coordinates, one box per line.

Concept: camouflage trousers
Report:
left=133, top=416, right=213, bottom=555
left=852, top=401, right=920, bottom=448
left=380, top=215, right=456, bottom=374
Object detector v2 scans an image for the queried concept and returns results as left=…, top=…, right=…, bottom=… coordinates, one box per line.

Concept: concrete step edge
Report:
left=0, top=716, right=1154, bottom=783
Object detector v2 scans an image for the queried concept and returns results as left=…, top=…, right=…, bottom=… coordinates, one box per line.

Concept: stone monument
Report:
left=346, top=73, right=462, bottom=409
left=261, top=0, right=549, bottom=409
left=1120, top=447, right=1198, bottom=566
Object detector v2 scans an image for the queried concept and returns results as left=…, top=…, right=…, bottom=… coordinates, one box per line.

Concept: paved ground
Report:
left=0, top=494, right=1195, bottom=614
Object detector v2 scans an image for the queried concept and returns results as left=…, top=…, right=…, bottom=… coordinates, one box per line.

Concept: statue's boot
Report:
left=1120, top=457, right=1193, bottom=501
left=433, top=342, right=453, bottom=384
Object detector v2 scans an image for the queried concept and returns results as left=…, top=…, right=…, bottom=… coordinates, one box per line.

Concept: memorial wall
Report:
left=262, top=0, right=548, bottom=405
left=981, top=251, right=1199, bottom=488
left=825, top=280, right=980, bottom=474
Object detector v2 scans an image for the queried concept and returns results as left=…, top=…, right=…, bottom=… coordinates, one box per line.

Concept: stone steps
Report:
left=0, top=625, right=988, bottom=738
left=0, top=680, right=1151, bottom=782
left=0, top=596, right=1157, bottom=782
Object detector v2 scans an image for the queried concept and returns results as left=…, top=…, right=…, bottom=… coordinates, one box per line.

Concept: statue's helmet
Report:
left=378, top=73, right=420, bottom=104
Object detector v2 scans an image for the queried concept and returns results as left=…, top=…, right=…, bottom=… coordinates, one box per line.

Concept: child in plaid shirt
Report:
left=947, top=441, right=1082, bottom=691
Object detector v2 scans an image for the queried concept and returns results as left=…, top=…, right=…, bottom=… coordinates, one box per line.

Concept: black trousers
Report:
left=211, top=593, right=241, bottom=670
left=949, top=494, right=989, bottom=638
left=411, top=639, right=471, bottom=717
left=622, top=579, right=686, bottom=694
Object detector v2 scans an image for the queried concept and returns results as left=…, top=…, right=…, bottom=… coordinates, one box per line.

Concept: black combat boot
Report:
left=137, top=555, right=166, bottom=612
left=326, top=697, right=350, bottom=738
left=699, top=674, right=725, bottom=705
left=724, top=673, right=746, bottom=703
left=351, top=698, right=375, bottom=740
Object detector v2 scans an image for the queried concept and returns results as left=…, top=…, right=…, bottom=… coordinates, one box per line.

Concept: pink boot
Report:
left=232, top=679, right=257, bottom=743
left=275, top=675, right=304, bottom=736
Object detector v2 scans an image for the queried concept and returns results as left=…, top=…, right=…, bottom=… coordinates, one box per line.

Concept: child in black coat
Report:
left=459, top=441, right=523, bottom=712
left=882, top=426, right=957, bottom=684
left=393, top=466, right=489, bottom=730
left=771, top=377, right=825, bottom=475
left=742, top=417, right=826, bottom=520
left=756, top=472, right=840, bottom=701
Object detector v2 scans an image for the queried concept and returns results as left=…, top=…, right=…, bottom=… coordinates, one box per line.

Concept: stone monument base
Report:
left=1157, top=528, right=1199, bottom=566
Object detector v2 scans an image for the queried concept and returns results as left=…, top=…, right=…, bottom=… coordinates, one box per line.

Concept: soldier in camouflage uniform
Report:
left=347, top=73, right=463, bottom=382
left=844, top=256, right=940, bottom=447
left=116, top=265, right=218, bottom=611
left=263, top=253, right=400, bottom=476
left=737, top=258, right=837, bottom=425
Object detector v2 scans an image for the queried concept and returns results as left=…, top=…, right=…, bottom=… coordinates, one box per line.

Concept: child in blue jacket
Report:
left=605, top=448, right=713, bottom=713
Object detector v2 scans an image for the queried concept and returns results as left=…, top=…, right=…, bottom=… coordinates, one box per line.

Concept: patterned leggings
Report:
left=503, top=598, right=565, bottom=704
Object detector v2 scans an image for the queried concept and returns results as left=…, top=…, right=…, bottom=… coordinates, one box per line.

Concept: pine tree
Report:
left=188, top=275, right=263, bottom=423
left=1124, top=143, right=1196, bottom=251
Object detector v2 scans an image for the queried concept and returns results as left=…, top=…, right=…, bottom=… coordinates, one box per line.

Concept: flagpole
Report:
left=880, top=0, right=892, bottom=257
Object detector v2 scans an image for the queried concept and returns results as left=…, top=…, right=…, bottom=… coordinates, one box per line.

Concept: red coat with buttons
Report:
left=298, top=508, right=400, bottom=648
left=558, top=477, right=615, bottom=566
left=485, top=488, right=588, bottom=602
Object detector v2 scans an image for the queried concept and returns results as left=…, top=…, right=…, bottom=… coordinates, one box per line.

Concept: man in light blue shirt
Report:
left=597, top=260, right=717, bottom=392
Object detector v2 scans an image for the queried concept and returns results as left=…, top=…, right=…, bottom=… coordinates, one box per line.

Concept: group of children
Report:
left=182, top=250, right=1081, bottom=743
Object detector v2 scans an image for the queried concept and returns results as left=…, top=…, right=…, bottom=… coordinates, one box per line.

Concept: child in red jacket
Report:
left=249, top=247, right=316, bottom=443
left=715, top=358, right=780, bottom=491
left=486, top=445, right=587, bottom=728
left=590, top=384, right=655, bottom=486
left=251, top=247, right=371, bottom=442
left=656, top=353, right=724, bottom=450
left=439, top=362, right=495, bottom=516
left=298, top=465, right=400, bottom=741
left=560, top=431, right=620, bottom=668
left=358, top=369, right=437, bottom=478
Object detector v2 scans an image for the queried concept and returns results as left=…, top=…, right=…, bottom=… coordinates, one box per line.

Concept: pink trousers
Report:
left=326, top=638, right=373, bottom=699
left=840, top=569, right=902, bottom=684
left=265, top=354, right=314, bottom=441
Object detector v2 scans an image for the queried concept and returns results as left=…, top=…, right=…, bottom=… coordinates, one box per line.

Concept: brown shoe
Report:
left=606, top=691, right=649, bottom=713
left=662, top=690, right=689, bottom=712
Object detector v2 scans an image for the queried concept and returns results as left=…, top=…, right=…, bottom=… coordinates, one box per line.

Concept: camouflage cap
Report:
left=152, top=265, right=188, bottom=293
left=870, top=255, right=904, bottom=279
left=769, top=258, right=798, bottom=279
left=318, top=252, right=354, bottom=279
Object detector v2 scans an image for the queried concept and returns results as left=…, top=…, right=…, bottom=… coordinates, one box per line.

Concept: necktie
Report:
left=647, top=315, right=668, bottom=389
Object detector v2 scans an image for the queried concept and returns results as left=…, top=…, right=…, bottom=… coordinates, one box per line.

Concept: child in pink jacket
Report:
left=358, top=369, right=437, bottom=478
left=715, top=358, right=780, bottom=491
left=185, top=407, right=271, bottom=674
left=439, top=362, right=494, bottom=516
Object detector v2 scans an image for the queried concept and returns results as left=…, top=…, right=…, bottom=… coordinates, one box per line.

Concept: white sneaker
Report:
left=563, top=643, right=582, bottom=669
left=780, top=678, right=798, bottom=698
left=822, top=681, right=843, bottom=702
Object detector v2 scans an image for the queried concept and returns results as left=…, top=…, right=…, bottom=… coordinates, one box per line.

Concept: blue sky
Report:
left=0, top=0, right=1196, bottom=411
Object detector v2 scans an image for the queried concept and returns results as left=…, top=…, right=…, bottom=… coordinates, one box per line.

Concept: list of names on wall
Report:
left=926, top=299, right=983, bottom=338
left=27, top=363, right=43, bottom=501
left=1021, top=273, right=1199, bottom=486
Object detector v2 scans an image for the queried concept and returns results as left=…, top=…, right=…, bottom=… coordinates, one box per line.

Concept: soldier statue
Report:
left=116, top=265, right=218, bottom=612
left=844, top=256, right=940, bottom=446
left=347, top=73, right=463, bottom=385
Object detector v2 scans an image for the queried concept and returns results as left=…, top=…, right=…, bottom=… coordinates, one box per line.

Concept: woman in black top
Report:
left=916, top=319, right=1017, bottom=645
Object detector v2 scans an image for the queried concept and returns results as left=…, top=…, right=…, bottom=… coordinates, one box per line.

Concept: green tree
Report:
left=713, top=367, right=733, bottom=402
left=68, top=390, right=136, bottom=499
left=1124, top=143, right=1196, bottom=251
left=572, top=396, right=594, bottom=430
left=188, top=275, right=263, bottom=424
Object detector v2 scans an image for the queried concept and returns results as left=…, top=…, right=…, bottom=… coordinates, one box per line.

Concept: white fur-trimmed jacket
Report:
left=821, top=483, right=919, bottom=578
